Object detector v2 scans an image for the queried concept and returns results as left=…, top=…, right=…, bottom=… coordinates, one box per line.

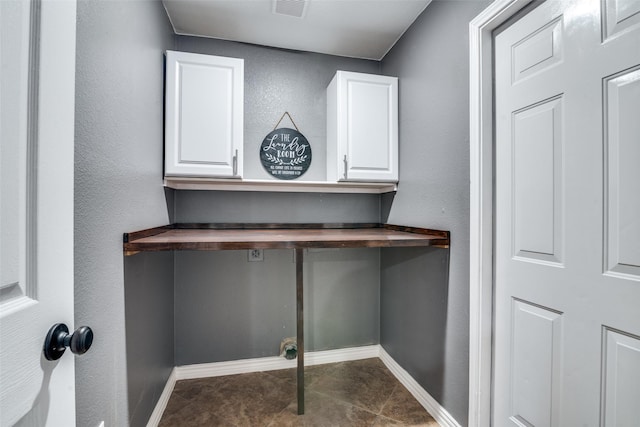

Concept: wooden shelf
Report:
left=123, top=223, right=449, bottom=256
left=164, top=177, right=397, bottom=194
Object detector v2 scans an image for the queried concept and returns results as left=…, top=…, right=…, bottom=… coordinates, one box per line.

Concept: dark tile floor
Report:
left=159, top=358, right=440, bottom=426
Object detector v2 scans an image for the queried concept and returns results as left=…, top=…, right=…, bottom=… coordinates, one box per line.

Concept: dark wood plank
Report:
left=123, top=223, right=450, bottom=254
left=174, top=223, right=381, bottom=230
left=383, top=223, right=449, bottom=238
left=383, top=224, right=450, bottom=248
left=123, top=224, right=175, bottom=243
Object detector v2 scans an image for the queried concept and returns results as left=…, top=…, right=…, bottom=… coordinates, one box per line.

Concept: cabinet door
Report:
left=165, top=51, right=243, bottom=177
left=328, top=71, right=398, bottom=182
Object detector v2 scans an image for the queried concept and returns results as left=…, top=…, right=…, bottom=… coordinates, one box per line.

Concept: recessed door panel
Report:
left=603, top=0, right=640, bottom=40
left=512, top=17, right=563, bottom=84
left=510, top=300, right=563, bottom=427
left=347, top=80, right=391, bottom=171
left=178, top=63, right=232, bottom=164
left=512, top=97, right=563, bottom=264
left=0, top=0, right=31, bottom=304
left=602, top=327, right=640, bottom=426
left=605, top=67, right=640, bottom=279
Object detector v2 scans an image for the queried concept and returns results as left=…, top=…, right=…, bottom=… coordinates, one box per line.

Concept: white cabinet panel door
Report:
left=165, top=51, right=243, bottom=178
left=327, top=71, right=398, bottom=182
left=494, top=0, right=640, bottom=425
left=1, top=0, right=76, bottom=425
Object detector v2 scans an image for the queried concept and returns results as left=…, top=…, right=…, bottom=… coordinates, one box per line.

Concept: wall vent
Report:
left=272, top=0, right=307, bottom=18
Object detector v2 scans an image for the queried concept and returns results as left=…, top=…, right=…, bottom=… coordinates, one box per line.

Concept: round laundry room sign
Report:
left=260, top=128, right=312, bottom=180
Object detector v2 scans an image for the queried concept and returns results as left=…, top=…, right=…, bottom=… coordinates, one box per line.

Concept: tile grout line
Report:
left=377, top=382, right=401, bottom=417
left=309, top=385, right=396, bottom=421
left=260, top=371, right=303, bottom=427
left=307, top=387, right=372, bottom=414
left=291, top=360, right=384, bottom=418
left=263, top=397, right=296, bottom=427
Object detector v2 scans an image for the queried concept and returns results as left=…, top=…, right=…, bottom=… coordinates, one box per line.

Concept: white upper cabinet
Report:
left=165, top=50, right=244, bottom=178
left=327, top=71, right=398, bottom=182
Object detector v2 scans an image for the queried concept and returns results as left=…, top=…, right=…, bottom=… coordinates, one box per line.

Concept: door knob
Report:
left=43, top=323, right=93, bottom=361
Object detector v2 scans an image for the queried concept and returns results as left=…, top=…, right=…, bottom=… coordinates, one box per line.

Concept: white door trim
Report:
left=468, top=1, right=534, bottom=426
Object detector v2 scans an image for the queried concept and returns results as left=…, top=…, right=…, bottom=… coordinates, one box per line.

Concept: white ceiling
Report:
left=162, top=0, right=432, bottom=60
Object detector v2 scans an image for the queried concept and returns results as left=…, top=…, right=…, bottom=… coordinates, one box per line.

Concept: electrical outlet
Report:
left=248, top=249, right=264, bottom=262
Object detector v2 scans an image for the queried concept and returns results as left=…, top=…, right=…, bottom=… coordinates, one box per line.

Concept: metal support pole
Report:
left=296, top=248, right=304, bottom=415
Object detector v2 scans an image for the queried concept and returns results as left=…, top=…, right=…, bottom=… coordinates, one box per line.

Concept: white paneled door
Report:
left=494, top=0, right=640, bottom=426
left=0, top=0, right=77, bottom=425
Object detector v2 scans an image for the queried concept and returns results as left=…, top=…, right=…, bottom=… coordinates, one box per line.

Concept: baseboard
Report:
left=174, top=344, right=381, bottom=380
left=379, top=347, right=462, bottom=427
left=304, top=344, right=382, bottom=366
left=146, top=368, right=176, bottom=427
left=148, top=345, right=460, bottom=427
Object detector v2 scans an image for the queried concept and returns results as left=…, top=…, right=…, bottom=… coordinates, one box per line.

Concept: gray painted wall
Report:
left=74, top=1, right=174, bottom=426
left=174, top=191, right=380, bottom=224
left=171, top=37, right=386, bottom=365
left=380, top=246, right=450, bottom=401
left=124, top=252, right=174, bottom=427
left=380, top=1, right=490, bottom=425
left=175, top=248, right=380, bottom=364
